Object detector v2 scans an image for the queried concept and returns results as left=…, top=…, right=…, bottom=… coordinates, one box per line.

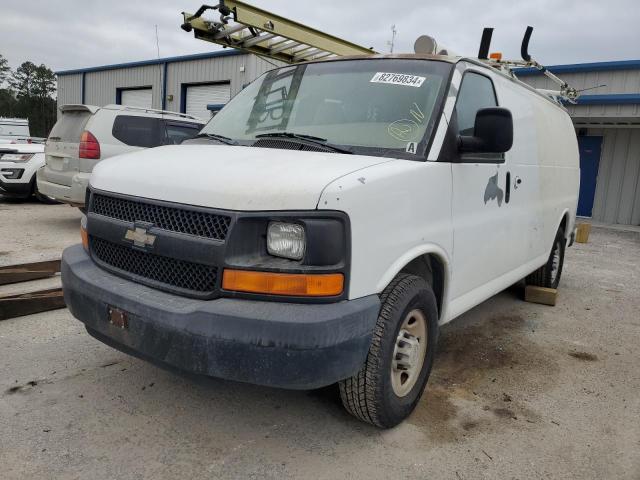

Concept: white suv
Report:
left=37, top=105, right=205, bottom=207
left=0, top=143, right=57, bottom=202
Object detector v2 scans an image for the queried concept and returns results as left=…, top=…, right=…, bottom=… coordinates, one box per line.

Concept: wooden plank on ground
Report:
left=575, top=223, right=591, bottom=243
left=0, top=259, right=61, bottom=286
left=525, top=285, right=557, bottom=306
left=0, top=288, right=65, bottom=320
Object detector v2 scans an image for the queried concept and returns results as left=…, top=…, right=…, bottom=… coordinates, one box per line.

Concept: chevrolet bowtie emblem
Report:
left=124, top=227, right=156, bottom=248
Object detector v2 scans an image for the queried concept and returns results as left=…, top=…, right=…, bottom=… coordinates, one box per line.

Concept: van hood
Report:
left=90, top=145, right=392, bottom=211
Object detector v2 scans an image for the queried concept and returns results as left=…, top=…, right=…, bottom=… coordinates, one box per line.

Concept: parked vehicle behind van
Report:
left=0, top=142, right=56, bottom=202
left=37, top=105, right=205, bottom=207
left=62, top=55, right=579, bottom=428
left=0, top=117, right=32, bottom=144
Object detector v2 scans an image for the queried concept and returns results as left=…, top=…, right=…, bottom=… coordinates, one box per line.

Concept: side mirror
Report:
left=458, top=107, right=513, bottom=154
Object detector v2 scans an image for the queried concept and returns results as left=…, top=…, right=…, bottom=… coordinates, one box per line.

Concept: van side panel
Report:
left=475, top=68, right=579, bottom=267
left=492, top=73, right=546, bottom=260
left=531, top=94, right=580, bottom=248
left=445, top=66, right=551, bottom=321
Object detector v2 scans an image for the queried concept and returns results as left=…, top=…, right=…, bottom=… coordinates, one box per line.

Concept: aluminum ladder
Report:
left=181, top=0, right=377, bottom=64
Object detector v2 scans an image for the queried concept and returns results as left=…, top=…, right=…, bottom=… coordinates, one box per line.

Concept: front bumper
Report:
left=62, top=245, right=380, bottom=389
left=36, top=168, right=89, bottom=206
left=0, top=173, right=32, bottom=198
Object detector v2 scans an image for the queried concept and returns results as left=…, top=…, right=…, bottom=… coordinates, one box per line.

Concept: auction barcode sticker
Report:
left=370, top=72, right=426, bottom=87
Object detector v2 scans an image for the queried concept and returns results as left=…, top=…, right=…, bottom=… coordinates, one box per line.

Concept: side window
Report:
left=112, top=115, right=162, bottom=148
left=164, top=121, right=202, bottom=145
left=454, top=72, right=497, bottom=136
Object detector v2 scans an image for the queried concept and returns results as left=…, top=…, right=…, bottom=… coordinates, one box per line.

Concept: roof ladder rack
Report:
left=181, top=0, right=377, bottom=64
left=478, top=26, right=579, bottom=103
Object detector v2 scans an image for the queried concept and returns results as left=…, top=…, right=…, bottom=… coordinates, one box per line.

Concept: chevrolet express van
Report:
left=61, top=54, right=579, bottom=428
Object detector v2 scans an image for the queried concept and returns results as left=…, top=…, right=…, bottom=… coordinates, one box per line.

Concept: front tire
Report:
left=339, top=274, right=438, bottom=428
left=527, top=227, right=566, bottom=289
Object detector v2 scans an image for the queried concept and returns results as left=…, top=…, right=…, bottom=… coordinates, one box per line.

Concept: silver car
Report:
left=37, top=104, right=204, bottom=207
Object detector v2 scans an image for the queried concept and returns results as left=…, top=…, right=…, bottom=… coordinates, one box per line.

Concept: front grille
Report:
left=91, top=237, right=218, bottom=296
left=91, top=194, right=231, bottom=241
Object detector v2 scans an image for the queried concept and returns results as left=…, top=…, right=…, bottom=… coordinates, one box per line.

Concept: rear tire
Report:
left=526, top=227, right=566, bottom=289
left=339, top=274, right=438, bottom=428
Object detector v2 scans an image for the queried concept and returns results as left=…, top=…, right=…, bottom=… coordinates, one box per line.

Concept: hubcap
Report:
left=391, top=309, right=428, bottom=397
left=550, top=241, right=561, bottom=284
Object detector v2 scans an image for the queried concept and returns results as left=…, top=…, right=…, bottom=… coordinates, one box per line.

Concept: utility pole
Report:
left=387, top=25, right=397, bottom=53
left=155, top=24, right=160, bottom=58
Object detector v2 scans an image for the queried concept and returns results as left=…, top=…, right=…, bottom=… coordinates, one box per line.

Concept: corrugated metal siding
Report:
left=165, top=54, right=283, bottom=112
left=56, top=73, right=82, bottom=112
left=589, top=128, right=640, bottom=225
left=84, top=65, right=163, bottom=109
left=185, top=84, right=231, bottom=120
left=520, top=69, right=640, bottom=119
left=57, top=54, right=285, bottom=116
left=166, top=54, right=243, bottom=112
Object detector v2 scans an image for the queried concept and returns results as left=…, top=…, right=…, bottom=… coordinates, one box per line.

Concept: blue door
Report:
left=577, top=136, right=602, bottom=217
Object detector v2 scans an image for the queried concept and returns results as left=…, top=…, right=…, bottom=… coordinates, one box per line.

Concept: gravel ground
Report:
left=0, top=199, right=638, bottom=480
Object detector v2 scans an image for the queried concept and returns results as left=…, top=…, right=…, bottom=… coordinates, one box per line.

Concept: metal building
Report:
left=518, top=60, right=640, bottom=225
left=56, top=55, right=640, bottom=225
left=55, top=50, right=280, bottom=120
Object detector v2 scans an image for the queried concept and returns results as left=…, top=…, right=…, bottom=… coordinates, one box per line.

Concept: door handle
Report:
left=505, top=171, right=511, bottom=204
left=514, top=176, right=522, bottom=189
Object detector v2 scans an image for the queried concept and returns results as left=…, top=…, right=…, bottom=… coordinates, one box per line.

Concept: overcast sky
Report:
left=1, top=0, right=638, bottom=73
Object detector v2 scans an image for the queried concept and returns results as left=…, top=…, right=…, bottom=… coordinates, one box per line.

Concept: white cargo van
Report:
left=62, top=54, right=579, bottom=427
left=37, top=105, right=205, bottom=207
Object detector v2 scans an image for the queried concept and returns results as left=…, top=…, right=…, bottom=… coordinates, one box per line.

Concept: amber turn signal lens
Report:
left=222, top=269, right=344, bottom=297
left=81, top=225, right=89, bottom=251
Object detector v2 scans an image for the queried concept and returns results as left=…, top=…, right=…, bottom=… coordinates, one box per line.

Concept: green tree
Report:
left=9, top=61, right=37, bottom=98
left=0, top=89, right=17, bottom=117
left=2, top=61, right=57, bottom=137
left=33, top=64, right=56, bottom=100
left=0, top=54, right=10, bottom=87
left=32, top=64, right=57, bottom=136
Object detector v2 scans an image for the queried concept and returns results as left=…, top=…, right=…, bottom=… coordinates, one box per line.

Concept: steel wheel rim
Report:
left=391, top=309, right=428, bottom=397
left=550, top=240, right=561, bottom=284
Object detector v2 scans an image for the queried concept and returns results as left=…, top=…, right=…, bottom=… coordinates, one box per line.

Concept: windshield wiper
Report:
left=255, top=132, right=352, bottom=154
left=193, top=133, right=237, bottom=145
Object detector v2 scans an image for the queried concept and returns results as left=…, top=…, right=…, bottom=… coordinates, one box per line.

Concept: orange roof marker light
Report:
left=489, top=52, right=503, bottom=61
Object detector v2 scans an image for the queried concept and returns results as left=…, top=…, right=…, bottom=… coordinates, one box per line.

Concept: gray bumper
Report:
left=61, top=245, right=380, bottom=389
left=36, top=168, right=89, bottom=205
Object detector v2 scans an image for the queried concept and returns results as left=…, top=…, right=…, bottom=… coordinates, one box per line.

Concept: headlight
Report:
left=0, top=153, right=34, bottom=162
left=267, top=222, right=306, bottom=260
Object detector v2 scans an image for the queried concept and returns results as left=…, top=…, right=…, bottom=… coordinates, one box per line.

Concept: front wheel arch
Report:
left=375, top=246, right=450, bottom=323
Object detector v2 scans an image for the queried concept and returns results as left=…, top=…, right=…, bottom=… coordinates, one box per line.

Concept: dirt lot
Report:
left=1, top=199, right=639, bottom=480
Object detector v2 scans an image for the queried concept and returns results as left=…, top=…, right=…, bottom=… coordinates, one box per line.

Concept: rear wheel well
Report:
left=399, top=254, right=445, bottom=318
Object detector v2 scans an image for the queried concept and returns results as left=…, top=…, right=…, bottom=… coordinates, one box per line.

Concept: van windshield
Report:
left=199, top=59, right=452, bottom=158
